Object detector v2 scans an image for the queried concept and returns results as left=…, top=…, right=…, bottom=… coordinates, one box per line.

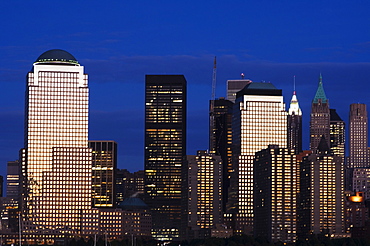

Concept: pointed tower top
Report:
left=289, top=91, right=302, bottom=116
left=313, top=73, right=328, bottom=104
left=289, top=76, right=302, bottom=116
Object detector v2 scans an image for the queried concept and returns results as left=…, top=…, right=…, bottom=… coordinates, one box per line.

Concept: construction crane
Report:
left=209, top=56, right=217, bottom=151
left=210, top=56, right=217, bottom=112
left=212, top=56, right=217, bottom=101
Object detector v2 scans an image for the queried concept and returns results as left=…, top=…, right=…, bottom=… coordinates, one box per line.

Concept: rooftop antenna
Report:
left=293, top=75, right=296, bottom=94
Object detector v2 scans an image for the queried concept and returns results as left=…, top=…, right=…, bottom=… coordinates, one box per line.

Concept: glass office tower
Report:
left=89, top=141, right=117, bottom=208
left=144, top=75, right=186, bottom=241
left=23, top=49, right=92, bottom=232
left=232, top=82, right=287, bottom=234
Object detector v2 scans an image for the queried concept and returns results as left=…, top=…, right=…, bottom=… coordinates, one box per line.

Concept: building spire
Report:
left=313, top=73, right=328, bottom=104
left=289, top=76, right=302, bottom=116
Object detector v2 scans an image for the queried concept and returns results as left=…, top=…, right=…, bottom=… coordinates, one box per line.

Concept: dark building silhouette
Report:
left=287, top=91, right=302, bottom=154
left=116, top=169, right=144, bottom=203
left=89, top=140, right=117, bottom=208
left=144, top=75, right=187, bottom=241
left=209, top=98, right=233, bottom=211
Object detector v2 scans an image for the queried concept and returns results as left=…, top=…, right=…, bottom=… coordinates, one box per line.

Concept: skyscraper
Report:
left=226, top=79, right=252, bottom=103
left=144, top=75, right=186, bottom=241
left=349, top=103, right=369, bottom=168
left=310, top=74, right=330, bottom=153
left=209, top=98, right=233, bottom=211
left=287, top=91, right=302, bottom=154
left=232, top=82, right=287, bottom=234
left=183, top=150, right=223, bottom=239
left=329, top=109, right=345, bottom=159
left=89, top=140, right=117, bottom=208
left=23, top=49, right=92, bottom=232
left=7, top=160, right=20, bottom=200
left=254, top=145, right=297, bottom=243
left=298, top=138, right=344, bottom=238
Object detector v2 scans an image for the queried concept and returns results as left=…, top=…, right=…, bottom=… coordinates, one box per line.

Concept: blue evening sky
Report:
left=1, top=1, right=370, bottom=178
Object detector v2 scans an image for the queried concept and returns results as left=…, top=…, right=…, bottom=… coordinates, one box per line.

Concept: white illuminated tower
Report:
left=287, top=91, right=302, bottom=154
left=232, top=82, right=287, bottom=234
left=23, top=49, right=92, bottom=232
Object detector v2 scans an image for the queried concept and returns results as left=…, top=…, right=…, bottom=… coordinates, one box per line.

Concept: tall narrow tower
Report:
left=144, top=75, right=187, bottom=241
left=329, top=109, right=345, bottom=159
left=299, top=138, right=344, bottom=238
left=310, top=74, right=330, bottom=153
left=184, top=150, right=223, bottom=238
left=349, top=103, right=369, bottom=168
left=287, top=90, right=302, bottom=154
left=209, top=98, right=233, bottom=212
left=232, top=82, right=287, bottom=234
left=254, top=145, right=297, bottom=243
left=89, top=140, right=117, bottom=208
left=23, top=49, right=92, bottom=231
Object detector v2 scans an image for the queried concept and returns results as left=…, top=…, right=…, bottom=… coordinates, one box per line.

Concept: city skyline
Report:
left=1, top=1, right=370, bottom=180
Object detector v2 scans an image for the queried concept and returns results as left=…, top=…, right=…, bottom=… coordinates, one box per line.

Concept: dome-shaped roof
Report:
left=118, top=197, right=149, bottom=210
left=34, top=49, right=79, bottom=65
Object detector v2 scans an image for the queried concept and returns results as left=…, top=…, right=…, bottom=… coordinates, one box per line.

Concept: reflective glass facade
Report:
left=144, top=75, right=186, bottom=240
left=24, top=53, right=92, bottom=231
left=232, top=83, right=287, bottom=234
left=89, top=141, right=117, bottom=208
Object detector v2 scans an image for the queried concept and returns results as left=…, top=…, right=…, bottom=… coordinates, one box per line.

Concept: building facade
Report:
left=89, top=141, right=117, bottom=208
left=116, top=169, right=145, bottom=204
left=183, top=150, right=223, bottom=239
left=226, top=79, right=252, bottom=103
left=310, top=74, right=330, bottom=153
left=352, top=168, right=370, bottom=199
left=254, top=145, right=297, bottom=243
left=7, top=160, right=20, bottom=200
left=232, top=82, right=287, bottom=234
left=144, top=75, right=187, bottom=241
left=349, top=103, right=369, bottom=168
left=287, top=91, right=302, bottom=154
left=329, top=109, right=345, bottom=159
left=23, top=49, right=93, bottom=232
left=209, top=98, right=233, bottom=212
left=298, top=139, right=344, bottom=238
